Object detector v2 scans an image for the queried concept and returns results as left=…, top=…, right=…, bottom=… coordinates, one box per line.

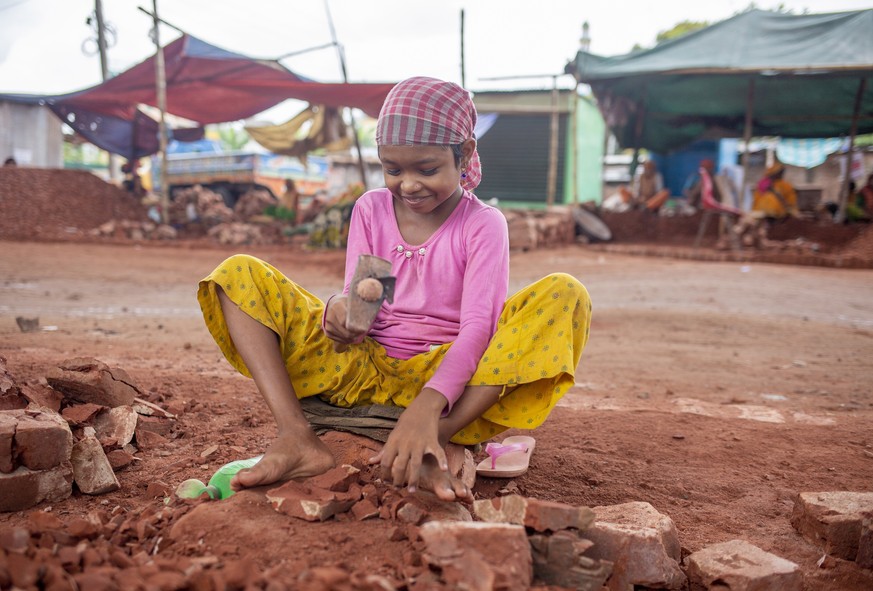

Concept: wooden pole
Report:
left=836, top=78, right=867, bottom=224
left=546, top=75, right=559, bottom=206
left=94, top=0, right=121, bottom=182
left=571, top=82, right=579, bottom=205
left=460, top=9, right=466, bottom=88
left=151, top=0, right=170, bottom=225
left=740, top=77, right=756, bottom=209
left=324, top=0, right=367, bottom=190
left=94, top=0, right=110, bottom=81
left=629, top=84, right=648, bottom=180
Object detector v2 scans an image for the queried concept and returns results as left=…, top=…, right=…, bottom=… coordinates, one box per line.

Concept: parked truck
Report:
left=151, top=150, right=329, bottom=207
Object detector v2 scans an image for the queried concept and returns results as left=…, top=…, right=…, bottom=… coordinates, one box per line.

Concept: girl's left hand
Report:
left=371, top=388, right=447, bottom=491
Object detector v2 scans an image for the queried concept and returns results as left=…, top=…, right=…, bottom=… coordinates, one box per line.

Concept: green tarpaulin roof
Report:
left=566, top=9, right=873, bottom=152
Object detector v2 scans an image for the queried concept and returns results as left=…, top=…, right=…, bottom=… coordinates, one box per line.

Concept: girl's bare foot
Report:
left=417, top=453, right=474, bottom=502
left=231, top=429, right=335, bottom=490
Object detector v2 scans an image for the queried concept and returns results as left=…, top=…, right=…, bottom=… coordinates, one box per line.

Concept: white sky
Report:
left=1, top=0, right=871, bottom=124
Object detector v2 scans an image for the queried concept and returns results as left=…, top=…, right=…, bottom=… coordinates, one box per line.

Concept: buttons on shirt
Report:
left=396, top=245, right=427, bottom=259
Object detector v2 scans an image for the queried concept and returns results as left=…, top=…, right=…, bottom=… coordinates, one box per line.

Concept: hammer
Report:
left=334, top=254, right=395, bottom=353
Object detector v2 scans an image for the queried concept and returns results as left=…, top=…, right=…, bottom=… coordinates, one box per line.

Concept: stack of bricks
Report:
left=1, top=356, right=165, bottom=513
left=472, top=494, right=612, bottom=590
left=503, top=207, right=577, bottom=252
left=0, top=409, right=74, bottom=511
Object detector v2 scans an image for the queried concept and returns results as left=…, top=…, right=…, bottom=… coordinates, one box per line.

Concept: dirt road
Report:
left=2, top=240, right=872, bottom=589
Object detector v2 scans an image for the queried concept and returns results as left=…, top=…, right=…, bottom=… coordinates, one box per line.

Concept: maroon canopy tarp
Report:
left=2, top=35, right=395, bottom=159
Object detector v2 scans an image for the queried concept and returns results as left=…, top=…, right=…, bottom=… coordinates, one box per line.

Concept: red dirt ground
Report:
left=2, top=239, right=872, bottom=590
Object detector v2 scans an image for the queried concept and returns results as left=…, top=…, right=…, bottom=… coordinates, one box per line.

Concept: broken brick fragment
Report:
left=45, top=357, right=139, bottom=407
left=686, top=540, right=802, bottom=591
left=266, top=480, right=361, bottom=522
left=473, top=494, right=594, bottom=532
left=305, top=464, right=360, bottom=492
left=61, top=403, right=105, bottom=426
left=791, top=491, right=873, bottom=561
left=0, top=463, right=74, bottom=512
left=351, top=498, right=379, bottom=521
left=70, top=434, right=120, bottom=495
left=419, top=521, right=532, bottom=591
left=13, top=410, right=74, bottom=471
left=529, top=530, right=612, bottom=590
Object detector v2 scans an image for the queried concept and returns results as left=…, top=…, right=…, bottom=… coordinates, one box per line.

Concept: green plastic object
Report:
left=175, top=455, right=263, bottom=500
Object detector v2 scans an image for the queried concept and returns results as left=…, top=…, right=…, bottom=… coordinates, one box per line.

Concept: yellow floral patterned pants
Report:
left=198, top=254, right=591, bottom=445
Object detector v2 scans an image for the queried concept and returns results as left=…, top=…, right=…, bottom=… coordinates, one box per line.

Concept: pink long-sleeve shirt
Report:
left=341, top=187, right=509, bottom=411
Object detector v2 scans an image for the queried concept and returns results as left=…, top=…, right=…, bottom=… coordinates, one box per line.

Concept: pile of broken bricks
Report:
left=189, top=439, right=872, bottom=591
left=1, top=355, right=178, bottom=512
left=2, top=353, right=873, bottom=590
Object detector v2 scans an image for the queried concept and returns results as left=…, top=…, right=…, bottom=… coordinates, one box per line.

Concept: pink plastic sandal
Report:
left=475, top=436, right=536, bottom=478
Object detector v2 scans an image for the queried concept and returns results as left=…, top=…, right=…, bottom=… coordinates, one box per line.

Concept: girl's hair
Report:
left=449, top=144, right=464, bottom=166
left=377, top=144, right=465, bottom=168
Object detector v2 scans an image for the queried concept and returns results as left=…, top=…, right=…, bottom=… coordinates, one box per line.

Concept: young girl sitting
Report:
left=197, top=76, right=592, bottom=502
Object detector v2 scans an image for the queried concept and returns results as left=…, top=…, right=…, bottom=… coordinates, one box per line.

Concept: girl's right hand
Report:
left=323, top=296, right=366, bottom=349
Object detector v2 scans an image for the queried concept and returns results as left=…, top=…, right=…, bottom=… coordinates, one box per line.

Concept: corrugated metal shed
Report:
left=0, top=101, right=63, bottom=167
left=472, top=89, right=604, bottom=206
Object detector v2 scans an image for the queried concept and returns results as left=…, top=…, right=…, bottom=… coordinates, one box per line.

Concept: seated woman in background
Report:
left=751, top=162, right=798, bottom=219
left=633, top=160, right=671, bottom=212
left=734, top=161, right=799, bottom=247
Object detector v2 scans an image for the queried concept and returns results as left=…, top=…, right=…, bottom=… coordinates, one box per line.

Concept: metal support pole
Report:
left=151, top=0, right=170, bottom=224
left=836, top=78, right=867, bottom=224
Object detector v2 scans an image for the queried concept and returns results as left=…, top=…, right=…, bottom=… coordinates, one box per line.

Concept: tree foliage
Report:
left=216, top=125, right=250, bottom=151
left=655, top=20, right=709, bottom=44
left=639, top=3, right=797, bottom=50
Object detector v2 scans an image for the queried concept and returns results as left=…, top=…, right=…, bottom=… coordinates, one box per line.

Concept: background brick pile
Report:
left=0, top=168, right=147, bottom=241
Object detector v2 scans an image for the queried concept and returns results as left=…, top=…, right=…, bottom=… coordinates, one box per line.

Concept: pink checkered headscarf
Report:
left=376, top=76, right=481, bottom=190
